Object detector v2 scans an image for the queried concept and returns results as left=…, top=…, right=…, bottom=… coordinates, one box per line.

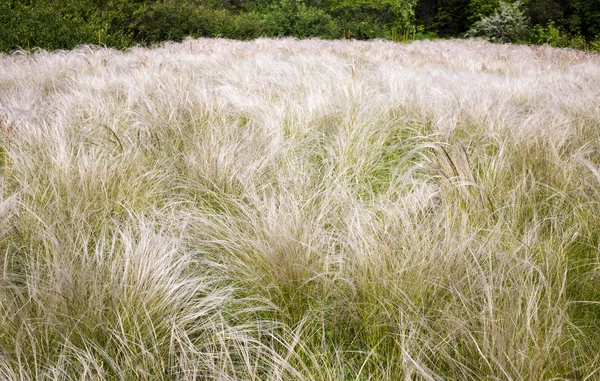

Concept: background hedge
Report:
left=1, top=0, right=599, bottom=52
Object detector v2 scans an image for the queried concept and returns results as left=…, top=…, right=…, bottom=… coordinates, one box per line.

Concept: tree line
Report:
left=1, top=0, right=599, bottom=52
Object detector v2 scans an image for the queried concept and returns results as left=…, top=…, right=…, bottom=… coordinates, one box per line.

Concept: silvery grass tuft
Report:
left=1, top=37, right=600, bottom=380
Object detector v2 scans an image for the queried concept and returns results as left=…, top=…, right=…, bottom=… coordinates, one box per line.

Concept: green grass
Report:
left=0, top=37, right=600, bottom=380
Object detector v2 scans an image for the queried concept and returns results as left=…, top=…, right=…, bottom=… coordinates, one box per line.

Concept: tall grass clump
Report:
left=1, top=38, right=600, bottom=379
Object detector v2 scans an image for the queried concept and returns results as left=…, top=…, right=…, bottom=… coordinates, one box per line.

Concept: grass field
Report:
left=1, top=37, right=600, bottom=380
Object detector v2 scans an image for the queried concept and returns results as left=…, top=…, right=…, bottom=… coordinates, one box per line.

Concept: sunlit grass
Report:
left=1, top=37, right=599, bottom=379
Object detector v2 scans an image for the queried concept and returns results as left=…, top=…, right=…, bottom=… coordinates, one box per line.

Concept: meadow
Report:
left=1, top=37, right=600, bottom=380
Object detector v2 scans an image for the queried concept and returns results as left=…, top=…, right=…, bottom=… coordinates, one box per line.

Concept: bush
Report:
left=135, top=0, right=217, bottom=43
left=262, top=0, right=339, bottom=38
left=294, top=5, right=340, bottom=38
left=0, top=1, right=100, bottom=52
left=531, top=22, right=591, bottom=50
left=215, top=11, right=264, bottom=40
left=467, top=1, right=529, bottom=43
left=530, top=21, right=561, bottom=45
left=328, top=0, right=417, bottom=40
left=530, top=21, right=598, bottom=51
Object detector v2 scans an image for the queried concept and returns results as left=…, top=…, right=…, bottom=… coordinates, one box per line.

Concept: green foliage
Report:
left=467, top=1, right=529, bottom=43
left=530, top=21, right=575, bottom=48
left=530, top=21, right=597, bottom=51
left=262, top=0, right=340, bottom=38
left=522, top=0, right=563, bottom=26
left=0, top=0, right=100, bottom=51
left=565, top=0, right=600, bottom=40
left=433, top=0, right=469, bottom=36
left=218, top=11, right=265, bottom=39
left=96, top=0, right=147, bottom=46
left=328, top=0, right=418, bottom=39
left=134, top=1, right=219, bottom=42
left=467, top=0, right=499, bottom=25
left=530, top=20, right=561, bottom=45
left=415, top=0, right=600, bottom=50
left=590, top=39, right=600, bottom=52
left=130, top=0, right=265, bottom=42
left=0, top=0, right=267, bottom=51
left=1, top=0, right=599, bottom=52
left=424, top=0, right=499, bottom=37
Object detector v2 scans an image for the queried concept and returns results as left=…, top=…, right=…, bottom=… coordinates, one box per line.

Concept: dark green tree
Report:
left=416, top=0, right=500, bottom=36
left=262, top=0, right=339, bottom=38
left=433, top=0, right=470, bottom=36
left=523, top=0, right=565, bottom=26
left=566, top=0, right=600, bottom=39
left=326, top=0, right=418, bottom=39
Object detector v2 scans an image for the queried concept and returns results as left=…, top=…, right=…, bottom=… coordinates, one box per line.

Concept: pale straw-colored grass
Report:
left=1, top=37, right=600, bottom=379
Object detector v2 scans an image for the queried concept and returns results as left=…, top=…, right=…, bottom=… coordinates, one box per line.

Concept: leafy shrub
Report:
left=467, top=0, right=500, bottom=25
left=338, top=19, right=387, bottom=39
left=262, top=0, right=339, bottom=38
left=0, top=1, right=32, bottom=51
left=134, top=1, right=215, bottom=42
left=467, top=1, right=529, bottom=43
left=328, top=0, right=417, bottom=39
left=294, top=5, right=340, bottom=38
left=531, top=22, right=590, bottom=50
left=99, top=0, right=147, bottom=47
left=215, top=11, right=264, bottom=40
left=0, top=1, right=99, bottom=51
left=530, top=21, right=561, bottom=45
left=132, top=1, right=264, bottom=43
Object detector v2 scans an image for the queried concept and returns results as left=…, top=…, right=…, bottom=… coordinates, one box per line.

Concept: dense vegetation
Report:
left=1, top=0, right=600, bottom=52
left=1, top=38, right=600, bottom=380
